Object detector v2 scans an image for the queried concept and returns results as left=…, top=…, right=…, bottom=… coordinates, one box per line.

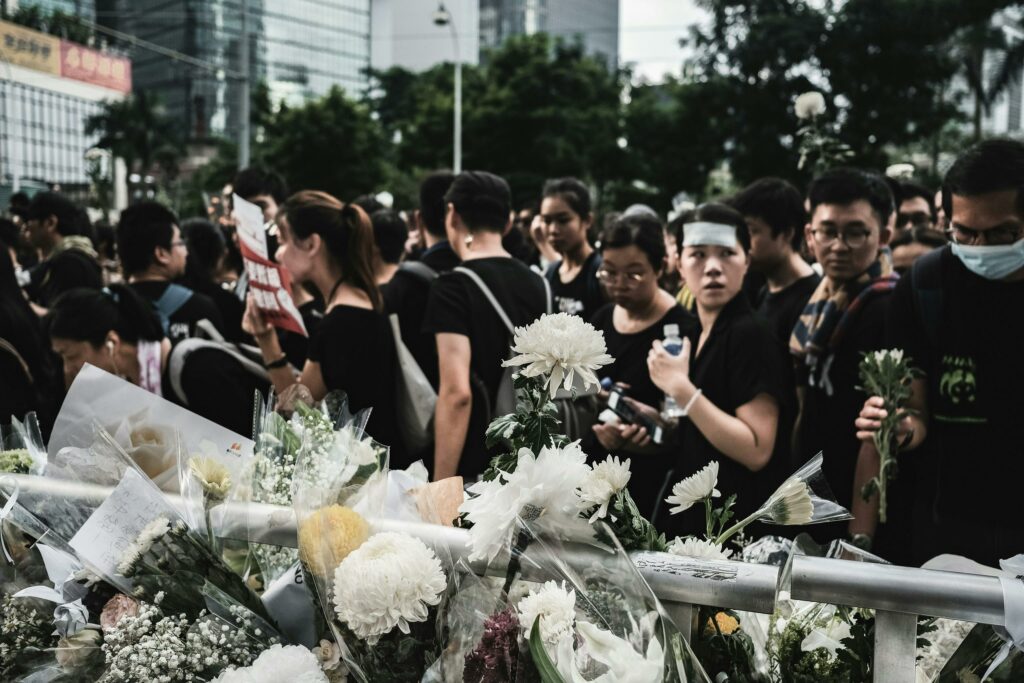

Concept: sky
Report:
left=619, top=0, right=708, bottom=83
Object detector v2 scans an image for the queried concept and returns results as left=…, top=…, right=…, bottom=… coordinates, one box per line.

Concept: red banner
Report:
left=60, top=41, right=131, bottom=93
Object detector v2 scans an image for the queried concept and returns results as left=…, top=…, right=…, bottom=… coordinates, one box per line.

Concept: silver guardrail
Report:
left=4, top=474, right=1007, bottom=682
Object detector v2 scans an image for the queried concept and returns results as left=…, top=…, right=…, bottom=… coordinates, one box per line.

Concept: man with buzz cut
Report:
left=857, top=139, right=1024, bottom=565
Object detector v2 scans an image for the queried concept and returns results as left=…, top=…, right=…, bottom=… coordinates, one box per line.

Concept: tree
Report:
left=256, top=86, right=389, bottom=201
left=84, top=92, right=181, bottom=178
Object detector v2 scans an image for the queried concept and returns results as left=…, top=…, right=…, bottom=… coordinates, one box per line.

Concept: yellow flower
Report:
left=188, top=456, right=232, bottom=503
left=704, top=611, right=740, bottom=636
left=298, top=505, right=370, bottom=577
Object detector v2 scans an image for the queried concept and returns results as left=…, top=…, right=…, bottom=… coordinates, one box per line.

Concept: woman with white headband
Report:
left=647, top=202, right=790, bottom=537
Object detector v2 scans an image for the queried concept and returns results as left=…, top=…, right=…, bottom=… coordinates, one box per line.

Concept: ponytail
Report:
left=46, top=284, right=164, bottom=347
left=281, top=191, right=383, bottom=311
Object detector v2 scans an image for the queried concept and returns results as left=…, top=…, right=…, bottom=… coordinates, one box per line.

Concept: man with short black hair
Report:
left=858, top=138, right=1024, bottom=564
left=895, top=181, right=937, bottom=233
left=117, top=201, right=224, bottom=344
left=792, top=168, right=896, bottom=544
left=732, top=177, right=819, bottom=345
left=384, top=171, right=461, bottom=395
left=232, top=167, right=288, bottom=224
left=22, top=191, right=102, bottom=310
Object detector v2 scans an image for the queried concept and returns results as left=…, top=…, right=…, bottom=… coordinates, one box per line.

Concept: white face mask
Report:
left=951, top=238, right=1024, bottom=280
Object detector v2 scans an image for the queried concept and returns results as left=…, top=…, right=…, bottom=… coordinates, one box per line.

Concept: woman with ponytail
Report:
left=243, top=190, right=404, bottom=459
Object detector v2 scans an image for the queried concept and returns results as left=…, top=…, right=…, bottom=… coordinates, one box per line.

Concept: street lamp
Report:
left=433, top=3, right=462, bottom=173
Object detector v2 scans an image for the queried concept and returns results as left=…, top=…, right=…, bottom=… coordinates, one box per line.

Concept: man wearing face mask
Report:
left=857, top=139, right=1024, bottom=565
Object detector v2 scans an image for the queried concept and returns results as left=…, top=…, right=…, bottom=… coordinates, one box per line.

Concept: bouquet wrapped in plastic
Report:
left=437, top=514, right=710, bottom=682
left=292, top=417, right=456, bottom=682
left=1, top=412, right=46, bottom=476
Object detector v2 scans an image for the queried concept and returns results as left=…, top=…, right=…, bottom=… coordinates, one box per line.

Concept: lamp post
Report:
left=432, top=3, right=462, bottom=173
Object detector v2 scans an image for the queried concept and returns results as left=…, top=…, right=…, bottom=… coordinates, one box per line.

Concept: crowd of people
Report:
left=2, top=138, right=1021, bottom=567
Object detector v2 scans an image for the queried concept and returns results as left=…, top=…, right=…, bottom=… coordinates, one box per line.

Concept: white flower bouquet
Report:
left=292, top=425, right=453, bottom=682
left=0, top=412, right=46, bottom=476
left=438, top=515, right=709, bottom=682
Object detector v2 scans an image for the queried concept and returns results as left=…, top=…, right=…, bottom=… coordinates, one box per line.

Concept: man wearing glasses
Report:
left=857, top=139, right=1024, bottom=565
left=790, top=168, right=897, bottom=546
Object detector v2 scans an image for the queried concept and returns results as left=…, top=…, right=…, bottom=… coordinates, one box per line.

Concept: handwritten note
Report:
left=69, top=468, right=179, bottom=579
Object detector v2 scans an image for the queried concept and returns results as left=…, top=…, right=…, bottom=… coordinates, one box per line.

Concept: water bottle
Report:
left=661, top=323, right=685, bottom=419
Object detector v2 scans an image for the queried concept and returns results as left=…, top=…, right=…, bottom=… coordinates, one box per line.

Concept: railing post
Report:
left=664, top=602, right=694, bottom=643
left=873, top=610, right=917, bottom=682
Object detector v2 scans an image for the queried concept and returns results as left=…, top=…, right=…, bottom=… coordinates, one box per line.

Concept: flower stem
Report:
left=715, top=510, right=760, bottom=547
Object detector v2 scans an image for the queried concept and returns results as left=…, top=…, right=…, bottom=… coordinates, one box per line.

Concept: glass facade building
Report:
left=478, top=0, right=618, bottom=66
left=97, top=0, right=371, bottom=141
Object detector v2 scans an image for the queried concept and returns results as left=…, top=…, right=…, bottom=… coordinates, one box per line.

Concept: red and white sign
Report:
left=60, top=41, right=132, bottom=93
left=234, top=194, right=308, bottom=337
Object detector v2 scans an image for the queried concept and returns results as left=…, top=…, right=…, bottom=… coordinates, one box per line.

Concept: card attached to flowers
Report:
left=68, top=468, right=179, bottom=582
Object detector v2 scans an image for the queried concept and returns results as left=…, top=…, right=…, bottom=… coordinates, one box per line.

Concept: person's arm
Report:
left=434, top=332, right=473, bottom=480
left=648, top=339, right=778, bottom=471
left=849, top=440, right=880, bottom=540
left=243, top=294, right=326, bottom=400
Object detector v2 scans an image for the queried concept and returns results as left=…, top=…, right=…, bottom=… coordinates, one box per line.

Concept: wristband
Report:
left=680, top=388, right=702, bottom=417
left=264, top=354, right=289, bottom=370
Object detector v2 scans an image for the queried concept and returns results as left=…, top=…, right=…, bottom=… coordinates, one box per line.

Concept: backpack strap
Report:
left=167, top=338, right=268, bottom=406
left=541, top=272, right=552, bottom=315
left=911, top=246, right=946, bottom=352
left=454, top=266, right=515, bottom=335
left=154, top=283, right=194, bottom=334
left=399, top=261, right=440, bottom=283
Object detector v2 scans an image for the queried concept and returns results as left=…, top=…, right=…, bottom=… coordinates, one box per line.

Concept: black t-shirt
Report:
left=423, top=257, right=549, bottom=477
left=588, top=302, right=697, bottom=519
left=663, top=296, right=789, bottom=539
left=755, top=274, right=821, bottom=346
left=545, top=252, right=605, bottom=321
left=887, top=247, right=1024, bottom=542
left=307, top=305, right=407, bottom=466
left=166, top=346, right=270, bottom=438
left=279, top=297, right=325, bottom=369
left=384, top=242, right=461, bottom=390
left=193, top=279, right=246, bottom=344
left=795, top=289, right=891, bottom=521
left=130, top=281, right=226, bottom=345
left=28, top=249, right=102, bottom=307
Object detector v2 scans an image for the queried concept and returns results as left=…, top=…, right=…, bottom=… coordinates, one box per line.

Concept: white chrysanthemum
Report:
left=763, top=479, right=815, bottom=525
left=213, top=644, right=328, bottom=683
left=667, top=536, right=733, bottom=561
left=460, top=442, right=593, bottom=563
left=335, top=424, right=378, bottom=467
left=665, top=462, right=721, bottom=515
left=502, top=313, right=614, bottom=398
left=872, top=348, right=904, bottom=365
left=794, top=91, right=826, bottom=120
left=517, top=581, right=577, bottom=645
left=188, top=456, right=232, bottom=502
left=885, top=163, right=916, bottom=179
left=576, top=456, right=631, bottom=522
left=332, top=532, right=446, bottom=644
left=117, top=516, right=171, bottom=574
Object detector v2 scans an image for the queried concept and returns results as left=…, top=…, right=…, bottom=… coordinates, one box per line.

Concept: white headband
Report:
left=682, top=221, right=738, bottom=248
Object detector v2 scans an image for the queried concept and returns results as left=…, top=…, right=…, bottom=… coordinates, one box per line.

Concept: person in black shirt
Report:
left=587, top=213, right=697, bottom=518
left=371, top=209, right=409, bottom=286
left=857, top=139, right=1024, bottom=565
left=181, top=218, right=246, bottom=343
left=541, top=178, right=605, bottom=320
left=790, top=169, right=897, bottom=545
left=22, top=192, right=102, bottom=312
left=731, top=178, right=820, bottom=346
left=117, top=202, right=225, bottom=345
left=46, top=285, right=265, bottom=436
left=647, top=204, right=788, bottom=538
left=384, top=171, right=460, bottom=392
left=424, top=171, right=549, bottom=480
left=243, top=191, right=405, bottom=463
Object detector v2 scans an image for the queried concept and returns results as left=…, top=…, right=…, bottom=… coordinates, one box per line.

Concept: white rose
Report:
left=794, top=91, right=826, bottom=120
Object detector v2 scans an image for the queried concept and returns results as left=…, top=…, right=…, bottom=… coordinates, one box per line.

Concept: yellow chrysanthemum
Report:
left=298, top=505, right=370, bottom=577
left=704, top=611, right=740, bottom=636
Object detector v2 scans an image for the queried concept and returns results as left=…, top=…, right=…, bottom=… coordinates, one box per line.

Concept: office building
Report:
left=478, top=0, right=617, bottom=66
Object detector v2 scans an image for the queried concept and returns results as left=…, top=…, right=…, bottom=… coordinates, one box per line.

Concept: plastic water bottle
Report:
left=661, top=324, right=685, bottom=419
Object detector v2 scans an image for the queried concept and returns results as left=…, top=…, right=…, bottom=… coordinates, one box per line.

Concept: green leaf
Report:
left=530, top=619, right=567, bottom=683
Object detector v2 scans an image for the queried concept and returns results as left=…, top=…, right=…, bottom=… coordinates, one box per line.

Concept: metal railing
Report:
left=5, top=474, right=1007, bottom=682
